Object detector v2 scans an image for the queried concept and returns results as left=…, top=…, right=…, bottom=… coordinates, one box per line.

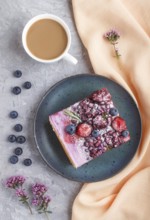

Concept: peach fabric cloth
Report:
left=72, top=0, right=150, bottom=220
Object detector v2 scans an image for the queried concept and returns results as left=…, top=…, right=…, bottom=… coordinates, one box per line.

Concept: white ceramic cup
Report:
left=22, top=14, right=78, bottom=64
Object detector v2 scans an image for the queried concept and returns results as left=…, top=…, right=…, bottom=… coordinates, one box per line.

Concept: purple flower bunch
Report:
left=32, top=183, right=47, bottom=197
left=4, top=176, right=52, bottom=219
left=31, top=183, right=52, bottom=216
left=5, top=175, right=25, bottom=189
left=104, top=29, right=121, bottom=58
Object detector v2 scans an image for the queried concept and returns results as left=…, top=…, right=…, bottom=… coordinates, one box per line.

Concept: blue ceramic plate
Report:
left=34, top=74, right=141, bottom=182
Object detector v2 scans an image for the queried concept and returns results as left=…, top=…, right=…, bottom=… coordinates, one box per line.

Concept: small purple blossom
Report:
left=32, top=198, right=41, bottom=206
left=32, top=196, right=51, bottom=208
left=104, top=29, right=120, bottom=42
left=104, top=29, right=121, bottom=58
left=16, top=189, right=28, bottom=198
left=42, top=196, right=51, bottom=207
left=5, top=176, right=25, bottom=189
left=31, top=183, right=47, bottom=197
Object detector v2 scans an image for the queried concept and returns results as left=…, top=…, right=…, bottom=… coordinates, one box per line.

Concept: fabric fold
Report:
left=72, top=0, right=150, bottom=219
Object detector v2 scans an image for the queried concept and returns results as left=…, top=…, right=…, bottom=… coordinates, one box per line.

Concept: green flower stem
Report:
left=111, top=42, right=121, bottom=58
left=18, top=194, right=33, bottom=215
left=45, top=211, right=50, bottom=220
left=25, top=201, right=33, bottom=215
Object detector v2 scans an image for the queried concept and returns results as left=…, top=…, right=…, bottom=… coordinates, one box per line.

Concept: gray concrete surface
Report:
left=0, top=0, right=93, bottom=219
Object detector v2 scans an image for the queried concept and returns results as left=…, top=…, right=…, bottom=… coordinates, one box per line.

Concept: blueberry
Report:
left=13, top=70, right=22, bottom=78
left=14, top=124, right=23, bottom=132
left=23, top=158, right=32, bottom=166
left=14, top=147, right=23, bottom=156
left=12, top=86, right=21, bottom=95
left=121, top=130, right=129, bottom=137
left=9, top=155, right=18, bottom=164
left=23, top=81, right=32, bottom=89
left=16, top=136, right=26, bottom=144
left=91, top=130, right=100, bottom=137
left=65, top=124, right=76, bottom=135
left=8, top=135, right=16, bottom=143
left=109, top=108, right=118, bottom=116
left=9, top=111, right=18, bottom=119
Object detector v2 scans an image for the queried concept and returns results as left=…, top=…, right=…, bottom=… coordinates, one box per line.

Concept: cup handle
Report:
left=63, top=53, right=78, bottom=65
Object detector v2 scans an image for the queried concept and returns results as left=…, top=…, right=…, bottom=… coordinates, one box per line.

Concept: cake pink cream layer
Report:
left=49, top=88, right=130, bottom=168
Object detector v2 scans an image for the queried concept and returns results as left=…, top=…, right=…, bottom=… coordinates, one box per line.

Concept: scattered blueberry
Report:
left=13, top=70, right=22, bottom=78
left=121, top=130, right=129, bottom=137
left=14, top=147, right=23, bottom=156
left=8, top=135, right=16, bottom=143
left=14, top=124, right=23, bottom=132
left=9, top=111, right=18, bottom=119
left=109, top=108, right=118, bottom=116
left=9, top=155, right=18, bottom=164
left=23, top=158, right=32, bottom=166
left=23, top=81, right=32, bottom=89
left=16, top=136, right=26, bottom=144
left=91, top=129, right=100, bottom=137
left=12, top=86, right=21, bottom=95
left=65, top=124, right=76, bottom=135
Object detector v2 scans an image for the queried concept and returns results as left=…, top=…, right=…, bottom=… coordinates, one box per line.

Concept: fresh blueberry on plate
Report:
left=65, top=124, right=76, bottom=135
left=12, top=86, right=21, bottom=95
left=9, top=111, right=18, bottom=119
left=23, top=81, right=32, bottom=89
left=8, top=135, right=16, bottom=143
left=121, top=130, right=129, bottom=137
left=23, top=158, right=32, bottom=166
left=109, top=108, right=118, bottom=116
left=14, top=124, right=23, bottom=132
left=14, top=147, right=23, bottom=156
left=9, top=155, right=18, bottom=164
left=16, top=136, right=26, bottom=144
left=13, top=70, right=22, bottom=78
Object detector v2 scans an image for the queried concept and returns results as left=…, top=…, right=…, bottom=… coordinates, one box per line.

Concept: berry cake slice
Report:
left=49, top=88, right=130, bottom=168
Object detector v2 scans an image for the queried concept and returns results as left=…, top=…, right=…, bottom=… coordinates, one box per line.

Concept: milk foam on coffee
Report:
left=26, top=19, right=68, bottom=60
